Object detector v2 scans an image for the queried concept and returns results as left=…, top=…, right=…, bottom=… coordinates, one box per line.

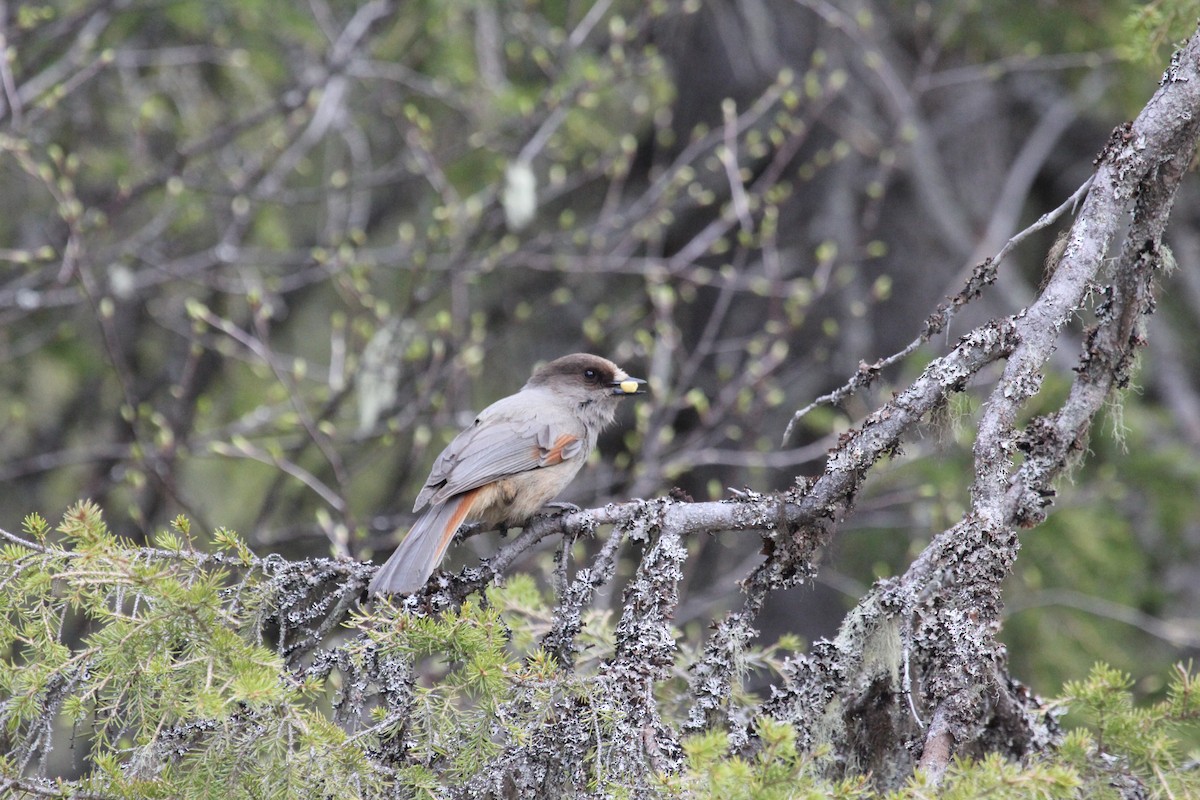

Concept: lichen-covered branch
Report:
left=753, top=24, right=1200, bottom=787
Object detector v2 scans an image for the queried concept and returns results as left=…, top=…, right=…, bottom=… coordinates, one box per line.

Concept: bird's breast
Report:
left=474, top=460, right=585, bottom=527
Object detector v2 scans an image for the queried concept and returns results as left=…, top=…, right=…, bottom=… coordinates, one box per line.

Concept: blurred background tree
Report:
left=1, top=0, right=1197, bottom=712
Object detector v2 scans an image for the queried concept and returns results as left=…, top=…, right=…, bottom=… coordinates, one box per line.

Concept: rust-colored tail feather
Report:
left=368, top=489, right=478, bottom=595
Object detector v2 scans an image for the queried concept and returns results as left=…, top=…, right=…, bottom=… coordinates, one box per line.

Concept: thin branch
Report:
left=781, top=175, right=1094, bottom=445
left=1007, top=588, right=1200, bottom=648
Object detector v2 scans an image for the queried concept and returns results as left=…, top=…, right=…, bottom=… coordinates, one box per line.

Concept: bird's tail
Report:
left=368, top=489, right=478, bottom=596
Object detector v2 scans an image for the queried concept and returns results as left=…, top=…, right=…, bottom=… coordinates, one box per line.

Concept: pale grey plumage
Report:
left=369, top=354, right=645, bottom=596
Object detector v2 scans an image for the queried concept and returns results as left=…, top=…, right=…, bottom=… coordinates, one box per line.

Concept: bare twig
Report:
left=782, top=175, right=1095, bottom=446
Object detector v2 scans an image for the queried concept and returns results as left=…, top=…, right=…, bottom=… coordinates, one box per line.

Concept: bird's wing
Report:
left=414, top=394, right=586, bottom=510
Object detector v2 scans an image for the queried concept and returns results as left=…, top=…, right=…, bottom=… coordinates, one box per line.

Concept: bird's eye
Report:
left=583, top=368, right=598, bottom=382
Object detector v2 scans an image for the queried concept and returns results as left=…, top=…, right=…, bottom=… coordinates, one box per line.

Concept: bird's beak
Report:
left=611, top=376, right=648, bottom=396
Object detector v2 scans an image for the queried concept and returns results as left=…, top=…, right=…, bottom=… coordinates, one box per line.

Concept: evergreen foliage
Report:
left=1, top=506, right=1198, bottom=797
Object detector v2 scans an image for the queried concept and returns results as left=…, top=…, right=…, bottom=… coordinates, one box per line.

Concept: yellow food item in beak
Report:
left=620, top=379, right=641, bottom=394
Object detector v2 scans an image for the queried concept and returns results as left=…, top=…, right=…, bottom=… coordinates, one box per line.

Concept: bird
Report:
left=368, top=353, right=647, bottom=595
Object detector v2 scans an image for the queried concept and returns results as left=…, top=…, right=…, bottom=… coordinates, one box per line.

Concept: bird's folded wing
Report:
left=414, top=416, right=584, bottom=510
